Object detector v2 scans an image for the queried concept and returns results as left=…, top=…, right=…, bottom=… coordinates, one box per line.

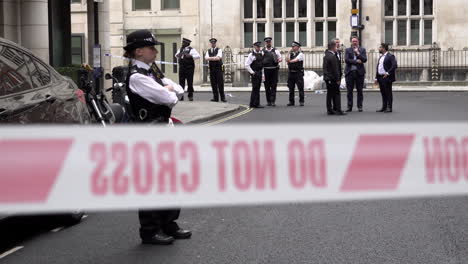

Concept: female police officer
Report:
left=123, top=30, right=191, bottom=245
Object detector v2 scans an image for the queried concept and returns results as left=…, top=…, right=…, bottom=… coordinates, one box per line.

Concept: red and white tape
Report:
left=1, top=124, right=467, bottom=214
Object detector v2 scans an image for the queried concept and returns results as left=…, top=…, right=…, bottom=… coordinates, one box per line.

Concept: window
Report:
left=0, top=46, right=34, bottom=96
left=133, top=0, right=151, bottom=11
left=242, top=0, right=336, bottom=48
left=244, top=23, right=253, bottom=48
left=71, top=35, right=84, bottom=65
left=314, top=0, right=337, bottom=47
left=243, top=0, right=267, bottom=47
left=162, top=0, right=180, bottom=9
left=257, top=0, right=266, bottom=18
left=384, top=0, right=434, bottom=46
left=70, top=0, right=81, bottom=4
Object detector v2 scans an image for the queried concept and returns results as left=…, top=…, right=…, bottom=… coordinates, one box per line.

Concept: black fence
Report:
left=218, top=43, right=468, bottom=86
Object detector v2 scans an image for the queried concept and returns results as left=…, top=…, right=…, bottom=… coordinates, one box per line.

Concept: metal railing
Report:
left=217, top=43, right=468, bottom=86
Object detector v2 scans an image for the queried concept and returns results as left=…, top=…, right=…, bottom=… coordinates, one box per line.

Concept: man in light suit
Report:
left=344, top=37, right=367, bottom=112
left=374, top=43, right=398, bottom=113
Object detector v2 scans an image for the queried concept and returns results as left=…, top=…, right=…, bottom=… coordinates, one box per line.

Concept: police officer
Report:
left=205, top=38, right=226, bottom=102
left=286, top=41, right=305, bottom=107
left=175, top=38, right=201, bottom=101
left=245, top=41, right=264, bottom=108
left=262, top=37, right=282, bottom=107
left=123, top=30, right=191, bottom=245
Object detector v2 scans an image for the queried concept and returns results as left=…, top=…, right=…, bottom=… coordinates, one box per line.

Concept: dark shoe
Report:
left=358, top=108, right=363, bottom=112
left=189, top=97, right=194, bottom=101
left=210, top=99, right=219, bottom=102
left=300, top=102, right=304, bottom=107
left=141, top=231, right=175, bottom=245
left=271, top=103, right=276, bottom=107
left=221, top=99, right=227, bottom=102
left=251, top=105, right=265, bottom=109
left=384, top=108, right=393, bottom=113
left=267, top=102, right=272, bottom=106
left=287, top=103, right=295, bottom=107
left=327, top=110, right=336, bottom=115
left=167, top=229, right=192, bottom=239
left=346, top=108, right=352, bottom=112
left=376, top=108, right=386, bottom=112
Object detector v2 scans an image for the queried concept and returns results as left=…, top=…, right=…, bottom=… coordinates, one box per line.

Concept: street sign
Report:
left=351, top=15, right=359, bottom=28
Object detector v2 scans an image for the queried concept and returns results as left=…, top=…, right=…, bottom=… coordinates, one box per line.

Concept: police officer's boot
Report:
left=141, top=230, right=175, bottom=245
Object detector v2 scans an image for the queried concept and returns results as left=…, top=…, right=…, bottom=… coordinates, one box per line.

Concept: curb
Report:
left=186, top=105, right=245, bottom=124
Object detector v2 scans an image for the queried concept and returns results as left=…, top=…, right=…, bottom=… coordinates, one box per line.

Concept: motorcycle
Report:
left=79, top=64, right=125, bottom=126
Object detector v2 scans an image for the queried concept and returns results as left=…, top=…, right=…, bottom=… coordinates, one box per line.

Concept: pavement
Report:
left=172, top=101, right=243, bottom=124
left=1, top=92, right=468, bottom=263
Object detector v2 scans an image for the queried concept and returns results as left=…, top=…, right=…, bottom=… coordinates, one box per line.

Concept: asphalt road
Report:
left=1, top=91, right=467, bottom=264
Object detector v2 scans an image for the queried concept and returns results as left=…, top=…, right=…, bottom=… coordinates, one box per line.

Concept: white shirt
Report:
left=378, top=52, right=388, bottom=75
left=245, top=50, right=264, bottom=75
left=175, top=47, right=201, bottom=60
left=289, top=52, right=304, bottom=62
left=129, top=60, right=184, bottom=108
left=204, top=48, right=223, bottom=60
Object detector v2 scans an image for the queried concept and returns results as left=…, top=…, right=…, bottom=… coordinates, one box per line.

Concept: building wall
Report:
left=1, top=0, right=49, bottom=63
left=70, top=0, right=468, bottom=84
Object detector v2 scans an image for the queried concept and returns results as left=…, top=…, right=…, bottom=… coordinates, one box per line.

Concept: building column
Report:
left=20, top=0, right=49, bottom=62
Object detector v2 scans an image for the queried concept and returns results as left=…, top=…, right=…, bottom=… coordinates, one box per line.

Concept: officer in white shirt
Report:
left=205, top=38, right=226, bottom=102
left=123, top=30, right=191, bottom=245
left=245, top=41, right=265, bottom=108
left=286, top=41, right=305, bottom=107
left=262, top=37, right=283, bottom=106
left=175, top=38, right=201, bottom=101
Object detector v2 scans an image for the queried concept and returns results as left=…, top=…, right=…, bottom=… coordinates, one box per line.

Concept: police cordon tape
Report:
left=1, top=123, right=468, bottom=214
left=104, top=53, right=242, bottom=67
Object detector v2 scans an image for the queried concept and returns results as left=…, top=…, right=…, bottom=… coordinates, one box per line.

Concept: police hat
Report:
left=124, top=30, right=161, bottom=51
left=182, top=38, right=192, bottom=44
left=292, top=41, right=301, bottom=47
left=253, top=41, right=262, bottom=47
left=209, top=38, right=217, bottom=43
left=264, top=37, right=273, bottom=42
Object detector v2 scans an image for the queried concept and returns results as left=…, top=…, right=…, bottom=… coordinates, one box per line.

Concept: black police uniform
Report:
left=287, top=45, right=305, bottom=106
left=249, top=50, right=264, bottom=108
left=207, top=45, right=225, bottom=102
left=177, top=39, right=196, bottom=100
left=262, top=46, right=280, bottom=106
left=124, top=30, right=191, bottom=245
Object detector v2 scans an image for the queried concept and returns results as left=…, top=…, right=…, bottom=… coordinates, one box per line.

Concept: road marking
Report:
left=0, top=246, right=24, bottom=259
left=51, top=227, right=64, bottom=232
left=202, top=105, right=253, bottom=126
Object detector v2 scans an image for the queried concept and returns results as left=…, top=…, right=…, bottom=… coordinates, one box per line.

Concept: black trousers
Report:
left=138, top=209, right=181, bottom=239
left=377, top=76, right=393, bottom=109
left=249, top=72, right=262, bottom=107
left=287, top=71, right=304, bottom=104
left=346, top=71, right=365, bottom=109
left=264, top=68, right=278, bottom=104
left=209, top=67, right=225, bottom=101
left=326, top=81, right=342, bottom=112
left=179, top=67, right=195, bottom=98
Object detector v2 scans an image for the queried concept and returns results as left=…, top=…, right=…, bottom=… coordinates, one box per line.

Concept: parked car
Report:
left=0, top=37, right=89, bottom=225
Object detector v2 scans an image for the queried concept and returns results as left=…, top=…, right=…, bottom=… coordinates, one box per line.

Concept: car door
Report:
left=0, top=44, right=55, bottom=124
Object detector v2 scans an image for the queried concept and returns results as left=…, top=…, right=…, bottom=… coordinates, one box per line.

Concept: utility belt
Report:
left=132, top=105, right=171, bottom=124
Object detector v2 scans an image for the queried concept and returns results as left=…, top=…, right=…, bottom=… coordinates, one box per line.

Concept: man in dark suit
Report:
left=323, top=40, right=346, bottom=115
left=374, top=43, right=398, bottom=113
left=345, top=37, right=367, bottom=112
